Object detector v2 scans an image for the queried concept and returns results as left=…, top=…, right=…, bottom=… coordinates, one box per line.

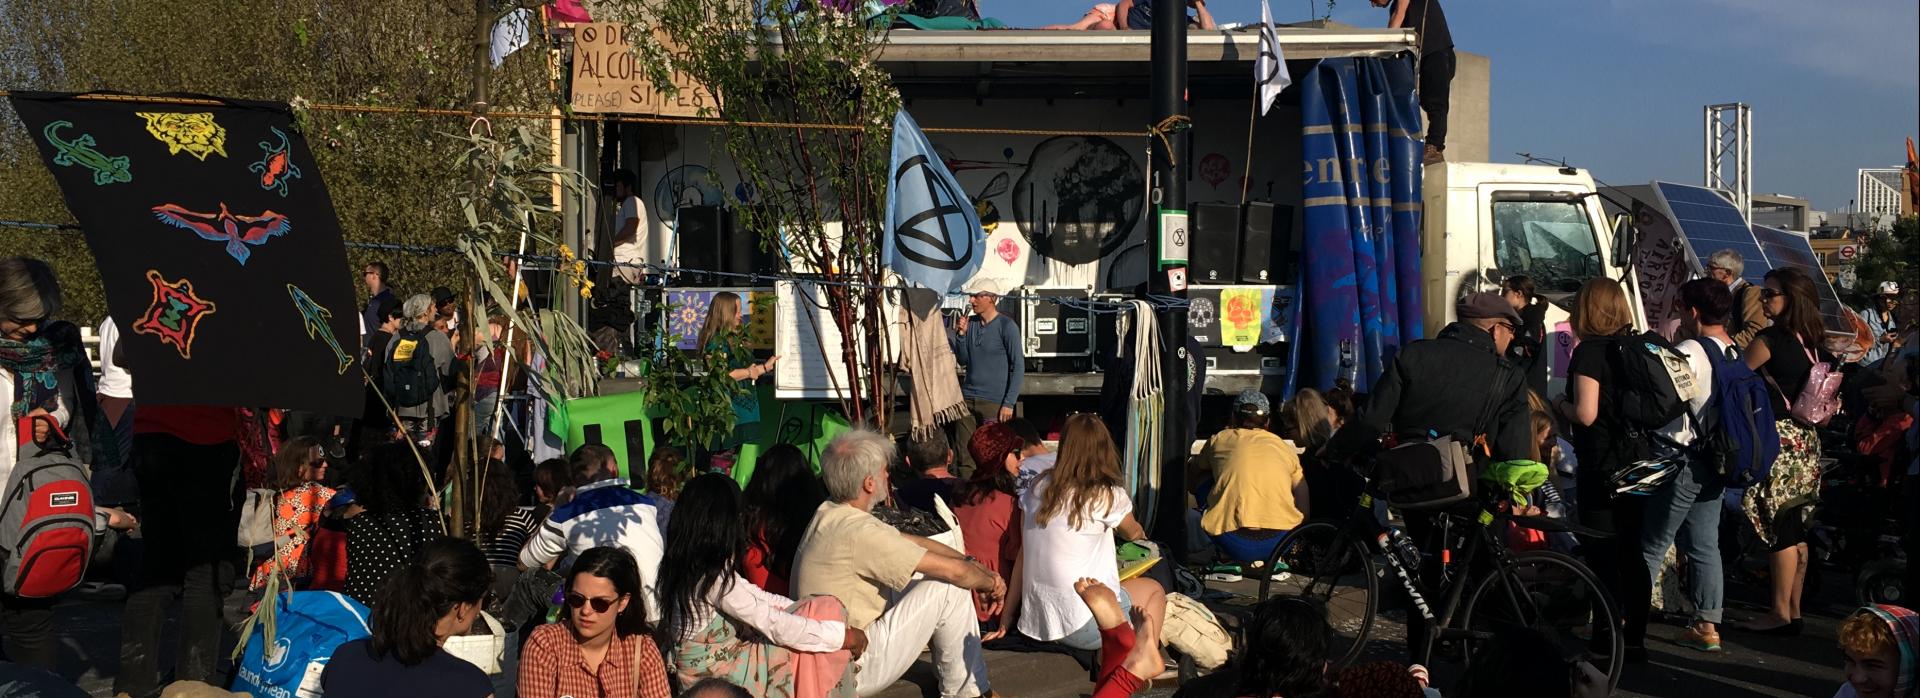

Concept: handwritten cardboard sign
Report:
left=569, top=22, right=718, bottom=117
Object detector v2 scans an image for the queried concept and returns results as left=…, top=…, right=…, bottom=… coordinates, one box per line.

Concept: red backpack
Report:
left=1, top=416, right=95, bottom=598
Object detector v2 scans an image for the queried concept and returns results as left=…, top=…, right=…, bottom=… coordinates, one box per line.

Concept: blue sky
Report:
left=988, top=0, right=1919, bottom=215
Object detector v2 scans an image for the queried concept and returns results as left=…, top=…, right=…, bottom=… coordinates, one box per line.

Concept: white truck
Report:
left=1421, top=162, right=1648, bottom=397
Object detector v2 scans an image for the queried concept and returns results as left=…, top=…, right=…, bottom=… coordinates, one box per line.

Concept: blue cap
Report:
left=1234, top=390, right=1270, bottom=415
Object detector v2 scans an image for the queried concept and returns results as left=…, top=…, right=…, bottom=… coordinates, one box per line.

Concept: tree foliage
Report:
left=609, top=0, right=902, bottom=427
left=0, top=0, right=559, bottom=323
left=1850, top=214, right=1917, bottom=307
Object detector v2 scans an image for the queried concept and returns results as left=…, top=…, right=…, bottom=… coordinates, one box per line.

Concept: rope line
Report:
left=0, top=220, right=1203, bottom=313
left=0, top=90, right=1147, bottom=139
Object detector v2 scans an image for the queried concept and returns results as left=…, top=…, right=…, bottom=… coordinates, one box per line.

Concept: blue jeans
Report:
left=1640, top=456, right=1725, bottom=624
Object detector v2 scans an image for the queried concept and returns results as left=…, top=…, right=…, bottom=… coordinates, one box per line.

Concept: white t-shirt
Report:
left=612, top=195, right=652, bottom=282
left=96, top=317, right=132, bottom=399
left=1657, top=335, right=1729, bottom=446
left=1016, top=476, right=1130, bottom=642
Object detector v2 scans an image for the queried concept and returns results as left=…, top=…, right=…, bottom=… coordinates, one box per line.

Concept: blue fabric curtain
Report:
left=1286, top=55, right=1425, bottom=396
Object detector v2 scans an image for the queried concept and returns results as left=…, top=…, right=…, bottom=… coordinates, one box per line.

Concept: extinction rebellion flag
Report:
left=884, top=109, right=985, bottom=295
left=10, top=93, right=363, bottom=416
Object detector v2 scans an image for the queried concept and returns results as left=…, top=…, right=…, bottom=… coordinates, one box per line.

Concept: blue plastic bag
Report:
left=234, top=591, right=371, bottom=698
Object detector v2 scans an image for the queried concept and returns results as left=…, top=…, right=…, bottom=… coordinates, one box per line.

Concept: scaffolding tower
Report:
left=1704, top=103, right=1752, bottom=220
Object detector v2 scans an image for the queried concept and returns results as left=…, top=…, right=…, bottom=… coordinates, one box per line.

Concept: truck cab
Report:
left=1422, top=162, right=1646, bottom=398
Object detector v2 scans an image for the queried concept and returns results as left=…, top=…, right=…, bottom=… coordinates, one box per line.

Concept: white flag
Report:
left=1256, top=0, right=1291, bottom=115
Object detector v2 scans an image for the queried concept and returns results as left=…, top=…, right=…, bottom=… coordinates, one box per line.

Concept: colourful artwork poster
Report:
left=10, top=93, right=362, bottom=416
left=1219, top=287, right=1264, bottom=348
left=664, top=288, right=775, bottom=351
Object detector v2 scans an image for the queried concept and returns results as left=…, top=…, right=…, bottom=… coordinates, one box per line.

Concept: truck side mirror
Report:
left=1609, top=212, right=1636, bottom=268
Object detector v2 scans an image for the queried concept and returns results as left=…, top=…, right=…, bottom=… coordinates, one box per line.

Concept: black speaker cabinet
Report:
left=1239, top=202, right=1298, bottom=284
left=675, top=205, right=724, bottom=284
left=1190, top=203, right=1240, bottom=284
left=1239, top=202, right=1274, bottom=283
left=723, top=207, right=777, bottom=277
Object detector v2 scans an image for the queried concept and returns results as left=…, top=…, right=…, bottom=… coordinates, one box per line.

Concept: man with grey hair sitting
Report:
left=792, top=429, right=1005, bottom=698
left=1704, top=248, right=1769, bottom=348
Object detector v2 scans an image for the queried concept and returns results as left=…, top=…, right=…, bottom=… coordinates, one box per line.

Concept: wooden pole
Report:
left=448, top=0, right=495, bottom=539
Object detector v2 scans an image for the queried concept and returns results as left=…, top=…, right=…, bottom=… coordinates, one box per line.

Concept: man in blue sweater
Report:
left=949, top=289, right=1024, bottom=476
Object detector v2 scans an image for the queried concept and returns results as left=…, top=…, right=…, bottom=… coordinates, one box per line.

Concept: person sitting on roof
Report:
left=1041, top=4, right=1117, bottom=30
left=1114, top=0, right=1216, bottom=30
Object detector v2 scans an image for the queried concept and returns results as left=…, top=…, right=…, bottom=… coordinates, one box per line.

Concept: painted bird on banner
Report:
left=885, top=109, right=986, bottom=295
left=1257, top=0, right=1292, bottom=116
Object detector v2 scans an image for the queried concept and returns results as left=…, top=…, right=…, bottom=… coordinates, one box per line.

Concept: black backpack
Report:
left=381, top=328, right=439, bottom=408
left=1609, top=331, right=1699, bottom=431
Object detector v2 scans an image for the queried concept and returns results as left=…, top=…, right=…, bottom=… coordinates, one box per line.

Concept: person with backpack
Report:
left=1321, top=292, right=1532, bottom=663
left=1, top=258, right=136, bottom=676
left=1555, top=276, right=1656, bottom=662
left=383, top=294, right=453, bottom=448
left=1640, top=279, right=1761, bottom=653
left=1736, top=266, right=1838, bottom=635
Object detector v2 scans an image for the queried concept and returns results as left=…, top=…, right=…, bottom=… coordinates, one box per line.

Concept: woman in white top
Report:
left=1016, top=414, right=1167, bottom=651
left=655, top=473, right=866, bottom=697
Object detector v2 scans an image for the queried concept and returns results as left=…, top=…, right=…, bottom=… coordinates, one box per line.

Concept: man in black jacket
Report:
left=1329, top=292, right=1532, bottom=466
left=1323, top=292, right=1531, bottom=663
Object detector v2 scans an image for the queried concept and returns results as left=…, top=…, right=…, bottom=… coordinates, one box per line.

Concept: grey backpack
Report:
left=1, top=417, right=96, bottom=598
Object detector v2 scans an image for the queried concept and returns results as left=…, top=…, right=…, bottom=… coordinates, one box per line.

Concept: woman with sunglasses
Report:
left=322, top=538, right=494, bottom=697
left=249, top=435, right=336, bottom=590
left=519, top=546, right=673, bottom=698
left=657, top=473, right=863, bottom=697
left=1735, top=267, right=1833, bottom=635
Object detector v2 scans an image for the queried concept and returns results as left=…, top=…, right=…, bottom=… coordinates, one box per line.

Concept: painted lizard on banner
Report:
left=251, top=127, right=303, bottom=197
left=287, top=284, right=353, bottom=375
left=43, top=120, right=132, bottom=185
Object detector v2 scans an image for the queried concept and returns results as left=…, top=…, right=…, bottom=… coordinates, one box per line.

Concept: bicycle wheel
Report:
left=1258, top=521, right=1379, bottom=668
left=1458, top=550, right=1623, bottom=692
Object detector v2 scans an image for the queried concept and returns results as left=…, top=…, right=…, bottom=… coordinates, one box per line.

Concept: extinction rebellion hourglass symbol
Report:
left=894, top=154, right=977, bottom=271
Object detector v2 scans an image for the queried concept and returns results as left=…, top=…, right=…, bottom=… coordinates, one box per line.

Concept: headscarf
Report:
left=1861, top=604, right=1920, bottom=697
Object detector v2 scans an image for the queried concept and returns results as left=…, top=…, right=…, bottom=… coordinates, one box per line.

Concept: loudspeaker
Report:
left=676, top=205, right=724, bottom=284
left=1190, top=203, right=1240, bottom=283
left=723, top=207, right=777, bottom=278
left=1239, top=202, right=1275, bottom=283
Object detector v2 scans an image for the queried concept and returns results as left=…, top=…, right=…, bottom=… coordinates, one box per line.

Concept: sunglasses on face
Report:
left=565, top=593, right=623, bottom=613
left=1760, top=288, right=1784, bottom=299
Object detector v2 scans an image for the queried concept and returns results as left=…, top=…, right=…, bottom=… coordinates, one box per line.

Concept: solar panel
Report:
left=1752, top=225, right=1853, bottom=335
left=1652, top=182, right=1769, bottom=285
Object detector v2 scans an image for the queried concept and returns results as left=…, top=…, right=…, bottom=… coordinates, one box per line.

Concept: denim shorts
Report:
left=1054, top=585, right=1134, bottom=651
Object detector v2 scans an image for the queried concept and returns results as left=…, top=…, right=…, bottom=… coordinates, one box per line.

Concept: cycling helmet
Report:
left=1610, top=458, right=1681, bottom=496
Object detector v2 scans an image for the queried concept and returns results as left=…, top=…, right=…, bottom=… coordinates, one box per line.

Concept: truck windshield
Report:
left=1491, top=200, right=1603, bottom=293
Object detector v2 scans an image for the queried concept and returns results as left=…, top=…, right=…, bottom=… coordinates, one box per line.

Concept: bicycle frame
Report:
left=1319, top=492, right=1522, bottom=665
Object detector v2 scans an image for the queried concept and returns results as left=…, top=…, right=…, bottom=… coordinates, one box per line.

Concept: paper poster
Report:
left=1220, top=287, right=1264, bottom=348
left=663, top=288, right=774, bottom=350
left=1261, top=286, right=1297, bottom=344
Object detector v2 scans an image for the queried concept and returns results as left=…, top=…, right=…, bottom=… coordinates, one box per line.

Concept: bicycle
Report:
left=1256, top=472, right=1624, bottom=690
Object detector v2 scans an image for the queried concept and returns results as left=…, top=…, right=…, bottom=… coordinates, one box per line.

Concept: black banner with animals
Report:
left=10, top=92, right=362, bottom=416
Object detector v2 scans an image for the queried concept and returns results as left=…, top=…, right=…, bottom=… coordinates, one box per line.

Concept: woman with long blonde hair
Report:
left=1015, top=415, right=1166, bottom=651
left=697, top=292, right=778, bottom=454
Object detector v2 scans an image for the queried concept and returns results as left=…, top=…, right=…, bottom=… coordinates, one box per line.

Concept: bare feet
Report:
left=1076, top=577, right=1128, bottom=631
left=1121, top=607, right=1165, bottom=682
